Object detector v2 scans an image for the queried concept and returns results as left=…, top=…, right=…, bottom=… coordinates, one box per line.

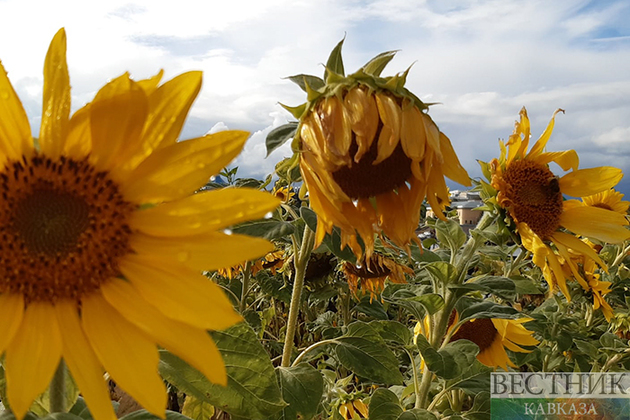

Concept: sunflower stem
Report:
left=49, top=359, right=66, bottom=414
left=281, top=223, right=316, bottom=367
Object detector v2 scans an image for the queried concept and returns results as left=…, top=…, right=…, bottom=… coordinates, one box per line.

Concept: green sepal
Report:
left=279, top=102, right=307, bottom=120
left=284, top=74, right=325, bottom=93
left=361, top=50, right=398, bottom=77
left=324, top=37, right=346, bottom=81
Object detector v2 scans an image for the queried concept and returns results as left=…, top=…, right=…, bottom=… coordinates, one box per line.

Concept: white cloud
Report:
left=0, top=0, right=629, bottom=189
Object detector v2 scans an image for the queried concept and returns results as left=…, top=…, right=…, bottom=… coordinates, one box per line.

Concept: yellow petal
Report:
left=89, top=74, right=148, bottom=172
left=119, top=255, right=242, bottom=330
left=130, top=188, right=280, bottom=237
left=136, top=70, right=164, bottom=96
left=0, top=60, right=33, bottom=163
left=546, top=249, right=571, bottom=299
left=39, top=28, right=70, bottom=159
left=82, top=292, right=166, bottom=418
left=344, top=87, right=378, bottom=163
left=64, top=105, right=91, bottom=159
left=438, top=132, right=470, bottom=186
left=400, top=102, right=426, bottom=161
left=558, top=167, right=623, bottom=198
left=5, top=302, right=62, bottom=420
left=373, top=93, right=401, bottom=164
left=0, top=293, right=24, bottom=355
left=422, top=114, right=443, bottom=164
left=317, top=96, right=352, bottom=159
left=560, top=205, right=630, bottom=243
left=536, top=150, right=578, bottom=172
left=131, top=232, right=275, bottom=272
left=528, top=108, right=564, bottom=158
left=101, top=278, right=228, bottom=385
left=55, top=301, right=116, bottom=420
left=122, top=130, right=249, bottom=203
left=125, top=71, right=202, bottom=171
left=551, top=231, right=605, bottom=269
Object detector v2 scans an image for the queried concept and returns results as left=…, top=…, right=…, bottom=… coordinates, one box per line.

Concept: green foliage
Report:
left=159, top=323, right=285, bottom=419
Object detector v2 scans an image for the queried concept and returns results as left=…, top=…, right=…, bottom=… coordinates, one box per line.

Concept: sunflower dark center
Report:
left=344, top=260, right=390, bottom=279
left=332, top=127, right=412, bottom=199
left=592, top=203, right=613, bottom=211
left=502, top=159, right=563, bottom=239
left=0, top=155, right=135, bottom=303
left=13, top=189, right=90, bottom=255
left=451, top=318, right=497, bottom=352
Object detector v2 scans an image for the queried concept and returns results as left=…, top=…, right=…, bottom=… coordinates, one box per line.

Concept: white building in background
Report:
left=425, top=190, right=483, bottom=233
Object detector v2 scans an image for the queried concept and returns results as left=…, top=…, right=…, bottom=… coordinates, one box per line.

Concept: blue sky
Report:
left=1, top=0, right=629, bottom=193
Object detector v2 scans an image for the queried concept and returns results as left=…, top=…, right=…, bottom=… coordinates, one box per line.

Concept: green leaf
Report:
left=231, top=219, right=295, bottom=241
left=410, top=243, right=442, bottom=263
left=118, top=410, right=191, bottom=420
left=370, top=320, right=413, bottom=346
left=325, top=38, right=345, bottom=80
left=450, top=276, right=516, bottom=300
left=353, top=297, right=388, bottom=320
left=457, top=298, right=520, bottom=323
left=574, top=339, right=599, bottom=358
left=159, top=323, right=286, bottom=420
left=425, top=262, right=457, bottom=285
left=434, top=219, right=466, bottom=251
left=448, top=370, right=491, bottom=395
left=368, top=389, right=403, bottom=420
left=334, top=322, right=404, bottom=385
left=415, top=336, right=479, bottom=380
left=400, top=293, right=445, bottom=316
left=361, top=50, right=398, bottom=77
left=274, top=363, right=324, bottom=420
left=285, top=75, right=325, bottom=93
left=31, top=368, right=80, bottom=417
left=397, top=409, right=438, bottom=420
left=182, top=395, right=214, bottom=420
left=511, top=277, right=543, bottom=295
left=266, top=122, right=298, bottom=157
left=462, top=391, right=491, bottom=420
left=300, top=207, right=318, bottom=231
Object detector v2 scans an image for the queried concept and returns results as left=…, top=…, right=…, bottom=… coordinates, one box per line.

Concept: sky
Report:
left=1, top=0, right=629, bottom=193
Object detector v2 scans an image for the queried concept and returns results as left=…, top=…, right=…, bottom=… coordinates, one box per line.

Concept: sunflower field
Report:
left=0, top=30, right=629, bottom=420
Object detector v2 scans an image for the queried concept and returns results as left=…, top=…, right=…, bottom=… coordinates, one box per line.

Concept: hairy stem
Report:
left=281, top=224, right=316, bottom=367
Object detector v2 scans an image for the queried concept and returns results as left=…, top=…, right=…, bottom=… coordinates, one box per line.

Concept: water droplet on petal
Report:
left=264, top=212, right=273, bottom=219
left=223, top=229, right=233, bottom=235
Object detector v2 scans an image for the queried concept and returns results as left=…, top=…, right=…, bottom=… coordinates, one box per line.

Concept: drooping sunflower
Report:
left=488, top=107, right=630, bottom=299
left=342, top=254, right=412, bottom=302
left=0, top=29, right=279, bottom=420
left=285, top=40, right=470, bottom=260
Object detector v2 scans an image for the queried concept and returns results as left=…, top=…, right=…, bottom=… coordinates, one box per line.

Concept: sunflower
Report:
left=272, top=184, right=296, bottom=203
left=452, top=318, right=539, bottom=369
left=0, top=29, right=279, bottom=420
left=581, top=188, right=630, bottom=215
left=288, top=42, right=470, bottom=260
left=342, top=254, right=412, bottom=302
left=488, top=107, right=630, bottom=299
left=414, top=312, right=538, bottom=370
left=216, top=249, right=285, bottom=279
